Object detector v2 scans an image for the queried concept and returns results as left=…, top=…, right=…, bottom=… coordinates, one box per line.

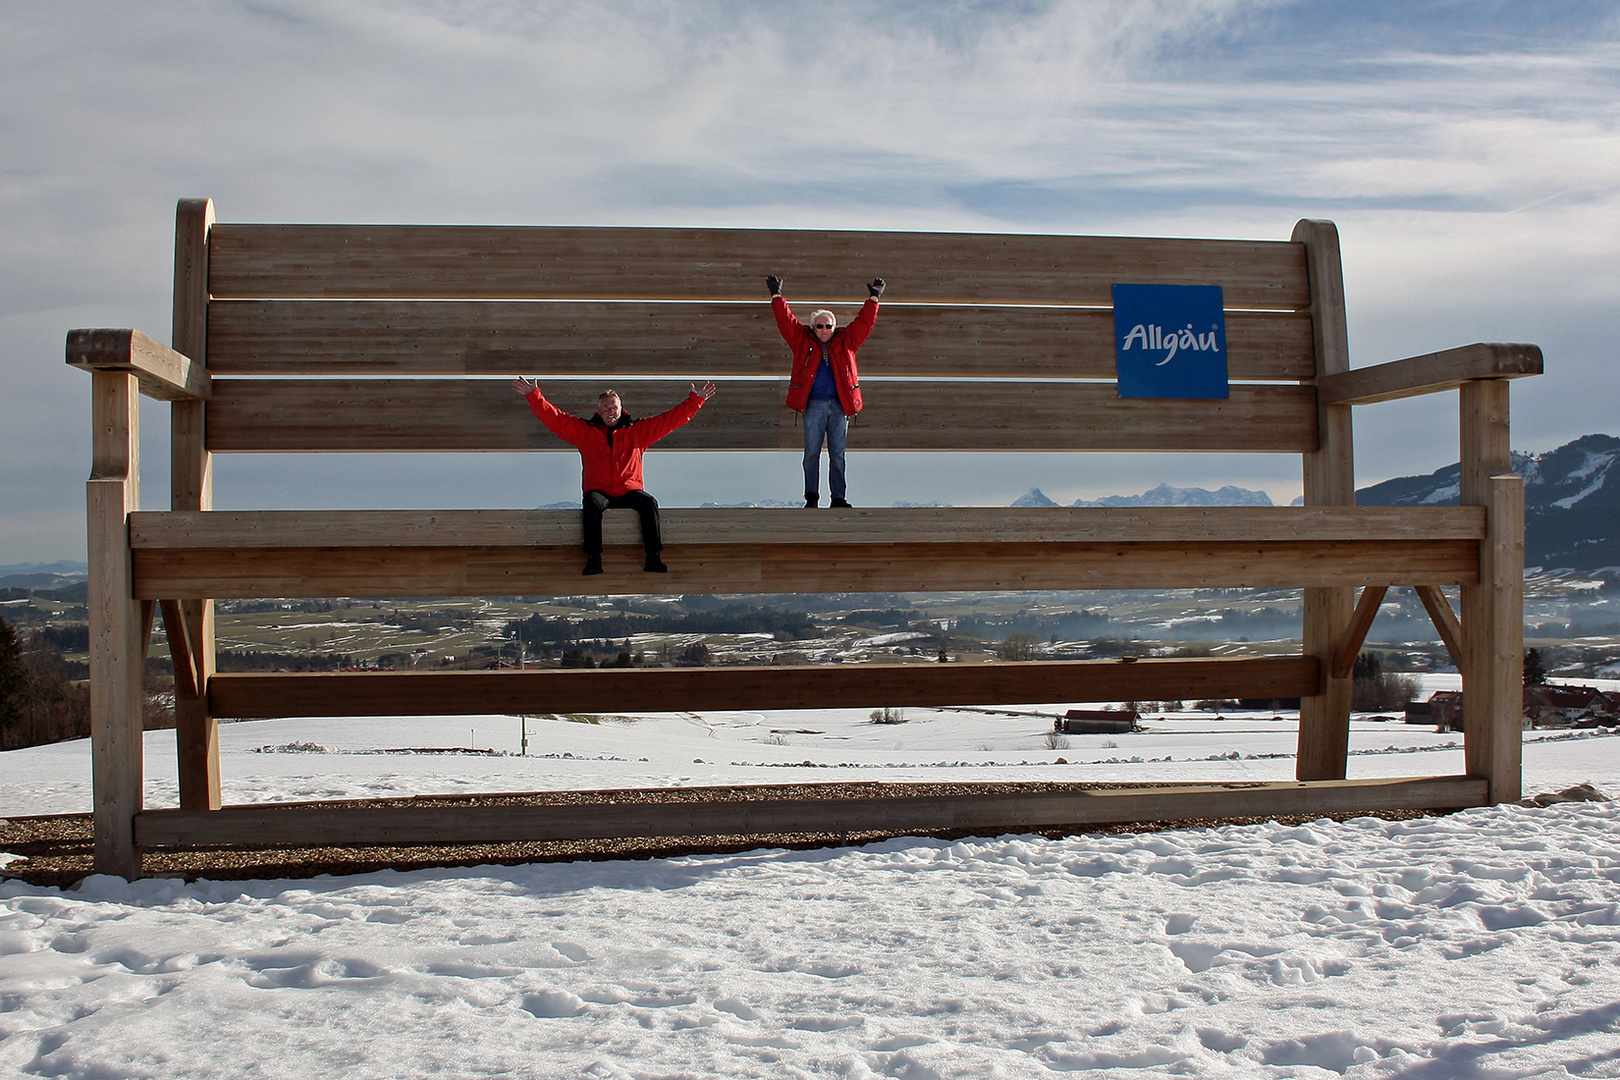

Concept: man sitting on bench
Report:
left=513, top=378, right=716, bottom=574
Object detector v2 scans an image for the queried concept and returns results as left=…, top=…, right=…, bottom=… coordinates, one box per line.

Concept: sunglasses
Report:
left=813, top=323, right=834, bottom=330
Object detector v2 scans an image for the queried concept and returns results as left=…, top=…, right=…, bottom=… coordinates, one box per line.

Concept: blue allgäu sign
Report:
left=1112, top=284, right=1229, bottom=399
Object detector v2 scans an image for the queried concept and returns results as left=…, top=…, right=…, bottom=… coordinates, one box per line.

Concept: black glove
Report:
left=868, top=278, right=885, bottom=298
left=766, top=275, right=782, bottom=297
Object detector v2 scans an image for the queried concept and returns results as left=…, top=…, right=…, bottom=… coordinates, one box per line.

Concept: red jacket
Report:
left=524, top=389, right=705, bottom=497
left=774, top=295, right=878, bottom=415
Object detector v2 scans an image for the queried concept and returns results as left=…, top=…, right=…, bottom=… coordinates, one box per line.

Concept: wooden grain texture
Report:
left=134, top=775, right=1488, bottom=849
left=87, top=373, right=143, bottom=880
left=206, top=300, right=1317, bottom=380
left=207, top=656, right=1319, bottom=719
left=1416, top=585, right=1466, bottom=670
left=127, top=506, right=1487, bottom=550
left=1317, top=342, right=1544, bottom=406
left=132, top=539, right=1478, bottom=599
left=204, top=378, right=1319, bottom=453
left=207, top=224, right=1311, bottom=308
left=1331, top=585, right=1389, bottom=680
left=158, top=599, right=200, bottom=699
left=1476, top=474, right=1524, bottom=804
left=66, top=328, right=210, bottom=402
left=1460, top=380, right=1522, bottom=804
left=171, top=197, right=221, bottom=812
left=1293, top=219, right=1356, bottom=782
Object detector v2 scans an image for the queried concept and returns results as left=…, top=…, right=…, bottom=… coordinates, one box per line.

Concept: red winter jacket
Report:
left=774, top=295, right=878, bottom=415
left=524, top=389, right=705, bottom=497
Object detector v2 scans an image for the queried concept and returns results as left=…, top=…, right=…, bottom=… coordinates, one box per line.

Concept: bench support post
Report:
left=1293, top=219, right=1355, bottom=779
left=88, top=372, right=144, bottom=879
left=1460, top=380, right=1523, bottom=803
left=170, top=198, right=220, bottom=811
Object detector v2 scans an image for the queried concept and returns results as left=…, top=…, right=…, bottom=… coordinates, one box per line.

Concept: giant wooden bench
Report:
left=69, top=198, right=1542, bottom=878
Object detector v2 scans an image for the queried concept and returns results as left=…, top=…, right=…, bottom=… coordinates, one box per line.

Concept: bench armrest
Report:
left=1315, top=342, right=1541, bottom=406
left=66, top=328, right=211, bottom=402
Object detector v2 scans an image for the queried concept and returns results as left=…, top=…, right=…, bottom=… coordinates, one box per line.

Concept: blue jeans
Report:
left=802, top=397, right=847, bottom=500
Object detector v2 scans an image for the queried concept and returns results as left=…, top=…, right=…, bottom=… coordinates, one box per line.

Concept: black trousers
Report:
left=583, top=489, right=662, bottom=555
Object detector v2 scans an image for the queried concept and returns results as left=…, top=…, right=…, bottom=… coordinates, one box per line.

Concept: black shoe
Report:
left=804, top=495, right=819, bottom=508
left=583, top=555, right=603, bottom=576
left=830, top=497, right=853, bottom=508
left=643, top=554, right=668, bottom=573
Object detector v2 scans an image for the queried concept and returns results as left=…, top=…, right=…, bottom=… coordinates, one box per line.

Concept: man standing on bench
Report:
left=512, top=379, right=716, bottom=575
left=767, top=274, right=884, bottom=508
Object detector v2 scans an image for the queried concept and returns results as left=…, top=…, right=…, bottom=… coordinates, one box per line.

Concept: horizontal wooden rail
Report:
left=207, top=301, right=1317, bottom=380
left=133, top=541, right=1478, bottom=598
left=1317, top=342, right=1544, bottom=406
left=130, top=506, right=1487, bottom=549
left=207, top=656, right=1321, bottom=719
left=208, top=224, right=1311, bottom=308
left=204, top=379, right=1319, bottom=453
left=66, top=328, right=210, bottom=402
left=129, top=507, right=1484, bottom=596
left=135, top=775, right=1489, bottom=849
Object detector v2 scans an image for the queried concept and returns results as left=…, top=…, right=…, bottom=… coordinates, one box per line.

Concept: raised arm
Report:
left=841, top=280, right=884, bottom=349
left=629, top=386, right=712, bottom=448
left=768, top=276, right=810, bottom=347
left=514, top=377, right=592, bottom=443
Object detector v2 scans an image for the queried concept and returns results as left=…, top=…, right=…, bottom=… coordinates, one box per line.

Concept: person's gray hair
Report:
left=809, top=310, right=836, bottom=327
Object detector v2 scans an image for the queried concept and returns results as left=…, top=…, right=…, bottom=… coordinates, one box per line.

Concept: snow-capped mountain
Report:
left=1010, top=488, right=1060, bottom=508
left=1073, top=483, right=1274, bottom=509
left=1013, top=484, right=1276, bottom=509
left=1357, top=434, right=1620, bottom=571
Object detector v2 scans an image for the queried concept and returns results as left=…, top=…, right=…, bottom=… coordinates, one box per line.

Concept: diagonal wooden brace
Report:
left=1331, top=585, right=1388, bottom=680
left=159, top=599, right=202, bottom=699
left=1414, top=584, right=1466, bottom=671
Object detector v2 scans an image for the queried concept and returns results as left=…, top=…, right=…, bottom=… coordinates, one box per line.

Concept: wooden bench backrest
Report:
left=198, top=224, right=1323, bottom=456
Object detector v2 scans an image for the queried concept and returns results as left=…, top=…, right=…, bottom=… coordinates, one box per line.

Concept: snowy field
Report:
left=2, top=688, right=1618, bottom=1078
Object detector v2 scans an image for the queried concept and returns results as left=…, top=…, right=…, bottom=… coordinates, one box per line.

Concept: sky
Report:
left=3, top=0, right=1619, bottom=564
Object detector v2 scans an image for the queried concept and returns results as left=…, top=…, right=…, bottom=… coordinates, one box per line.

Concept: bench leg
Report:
left=1460, top=381, right=1523, bottom=804
left=174, top=599, right=220, bottom=810
left=1299, top=585, right=1353, bottom=780
left=88, top=373, right=143, bottom=879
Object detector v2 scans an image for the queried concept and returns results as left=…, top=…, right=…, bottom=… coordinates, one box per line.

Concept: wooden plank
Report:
left=204, top=378, right=1319, bottom=453
left=133, top=539, right=1479, bottom=599
left=1317, top=343, right=1543, bottom=406
left=1331, top=585, right=1388, bottom=680
left=135, top=775, right=1488, bottom=849
left=206, top=301, right=1317, bottom=381
left=87, top=372, right=143, bottom=880
left=129, top=506, right=1487, bottom=550
left=1460, top=381, right=1522, bottom=804
left=207, top=656, right=1319, bottom=719
left=1293, top=219, right=1356, bottom=782
left=1415, top=585, right=1466, bottom=669
left=139, top=599, right=155, bottom=656
left=172, top=197, right=220, bottom=812
left=1477, top=474, right=1524, bottom=804
left=66, top=328, right=210, bottom=402
left=208, top=224, right=1311, bottom=308
left=159, top=599, right=200, bottom=699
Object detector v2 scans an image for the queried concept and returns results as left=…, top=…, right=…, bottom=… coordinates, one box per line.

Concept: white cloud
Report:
left=2, top=0, right=1618, bottom=560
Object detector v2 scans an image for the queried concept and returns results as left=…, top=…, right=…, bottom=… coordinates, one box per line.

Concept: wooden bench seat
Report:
left=67, top=199, right=1541, bottom=878
left=127, top=506, right=1484, bottom=598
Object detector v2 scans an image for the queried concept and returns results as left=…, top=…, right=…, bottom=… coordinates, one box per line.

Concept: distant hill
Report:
left=1357, top=433, right=1620, bottom=572
left=0, top=561, right=88, bottom=594
left=0, top=561, right=86, bottom=579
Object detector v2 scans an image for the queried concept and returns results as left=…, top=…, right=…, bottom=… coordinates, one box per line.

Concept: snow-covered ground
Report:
left=2, top=688, right=1618, bottom=1078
